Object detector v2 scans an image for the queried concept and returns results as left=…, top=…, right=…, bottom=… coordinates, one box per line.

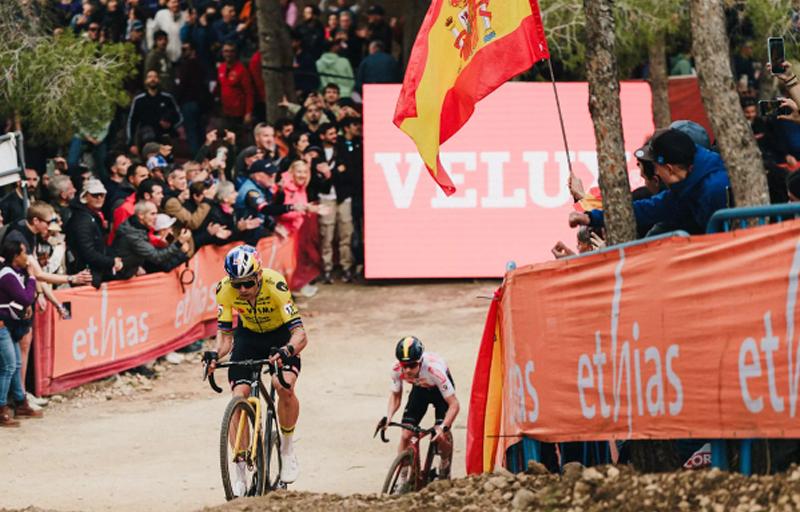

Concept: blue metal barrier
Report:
left=706, top=203, right=800, bottom=475
left=706, top=204, right=800, bottom=234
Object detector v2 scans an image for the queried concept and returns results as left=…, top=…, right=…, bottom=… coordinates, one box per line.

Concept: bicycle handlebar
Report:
left=375, top=421, right=436, bottom=443
left=202, top=358, right=294, bottom=393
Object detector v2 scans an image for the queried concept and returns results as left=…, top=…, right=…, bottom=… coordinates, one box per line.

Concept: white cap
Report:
left=154, top=213, right=176, bottom=231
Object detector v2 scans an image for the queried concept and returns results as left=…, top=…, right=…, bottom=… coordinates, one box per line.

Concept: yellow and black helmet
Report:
left=395, top=336, right=424, bottom=364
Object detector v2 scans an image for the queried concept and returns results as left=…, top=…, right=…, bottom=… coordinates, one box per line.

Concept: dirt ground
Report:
left=0, top=280, right=497, bottom=512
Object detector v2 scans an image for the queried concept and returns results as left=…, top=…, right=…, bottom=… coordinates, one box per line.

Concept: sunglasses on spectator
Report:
left=88, top=26, right=100, bottom=31
left=38, top=216, right=58, bottom=223
left=89, top=192, right=106, bottom=198
left=231, top=280, right=257, bottom=289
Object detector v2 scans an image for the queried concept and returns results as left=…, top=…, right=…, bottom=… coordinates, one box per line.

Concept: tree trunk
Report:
left=401, top=0, right=430, bottom=74
left=256, top=0, right=295, bottom=124
left=649, top=31, right=671, bottom=129
left=583, top=0, right=636, bottom=245
left=690, top=0, right=769, bottom=208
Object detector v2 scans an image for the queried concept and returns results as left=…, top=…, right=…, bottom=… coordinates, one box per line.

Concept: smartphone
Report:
left=165, top=233, right=175, bottom=243
left=216, top=128, right=225, bottom=140
left=769, top=37, right=786, bottom=74
left=759, top=99, right=792, bottom=118
left=62, top=301, right=72, bottom=320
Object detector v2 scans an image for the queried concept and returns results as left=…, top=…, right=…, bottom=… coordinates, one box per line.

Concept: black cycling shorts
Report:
left=229, top=324, right=301, bottom=389
left=402, top=372, right=455, bottom=426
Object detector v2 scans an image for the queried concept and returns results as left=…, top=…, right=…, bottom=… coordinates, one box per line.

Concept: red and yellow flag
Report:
left=394, top=0, right=550, bottom=195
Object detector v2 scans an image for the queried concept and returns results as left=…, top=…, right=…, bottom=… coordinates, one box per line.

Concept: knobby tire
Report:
left=382, top=449, right=416, bottom=494
left=219, top=398, right=266, bottom=500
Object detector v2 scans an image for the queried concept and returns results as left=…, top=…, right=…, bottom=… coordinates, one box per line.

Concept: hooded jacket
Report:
left=315, top=52, right=354, bottom=98
left=588, top=146, right=730, bottom=234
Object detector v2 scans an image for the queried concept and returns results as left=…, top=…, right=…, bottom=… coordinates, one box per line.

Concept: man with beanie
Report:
left=569, top=129, right=731, bottom=235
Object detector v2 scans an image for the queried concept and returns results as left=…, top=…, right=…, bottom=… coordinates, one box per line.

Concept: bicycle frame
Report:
left=206, top=359, right=287, bottom=467
left=232, top=367, right=274, bottom=465
left=378, top=422, right=440, bottom=491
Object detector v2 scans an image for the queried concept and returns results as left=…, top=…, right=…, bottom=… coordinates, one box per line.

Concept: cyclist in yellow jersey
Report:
left=203, top=245, right=307, bottom=488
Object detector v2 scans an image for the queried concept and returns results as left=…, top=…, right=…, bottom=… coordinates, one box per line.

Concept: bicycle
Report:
left=204, top=356, right=293, bottom=501
left=375, top=422, right=452, bottom=494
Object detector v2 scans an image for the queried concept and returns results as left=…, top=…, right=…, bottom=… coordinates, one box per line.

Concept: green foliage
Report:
left=744, top=0, right=797, bottom=59
left=540, top=0, right=690, bottom=78
left=0, top=6, right=137, bottom=145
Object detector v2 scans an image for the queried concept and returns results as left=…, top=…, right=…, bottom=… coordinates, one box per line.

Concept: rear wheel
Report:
left=220, top=398, right=265, bottom=500
left=382, top=449, right=417, bottom=494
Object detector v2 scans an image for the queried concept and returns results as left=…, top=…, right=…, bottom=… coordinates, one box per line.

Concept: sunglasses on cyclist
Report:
left=400, top=361, right=420, bottom=369
left=231, top=279, right=257, bottom=289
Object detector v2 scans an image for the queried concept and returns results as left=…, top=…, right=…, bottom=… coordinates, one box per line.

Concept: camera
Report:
left=759, top=99, right=792, bottom=119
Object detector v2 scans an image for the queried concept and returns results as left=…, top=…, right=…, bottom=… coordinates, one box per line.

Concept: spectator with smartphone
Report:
left=162, top=167, right=211, bottom=257
left=112, top=201, right=190, bottom=279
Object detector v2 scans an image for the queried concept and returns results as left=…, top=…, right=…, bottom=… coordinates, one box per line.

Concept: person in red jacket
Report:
left=217, top=41, right=255, bottom=145
left=249, top=50, right=266, bottom=125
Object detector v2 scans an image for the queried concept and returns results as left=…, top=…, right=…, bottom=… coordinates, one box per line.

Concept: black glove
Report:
left=276, top=346, right=292, bottom=364
left=376, top=416, right=388, bottom=431
left=202, top=351, right=218, bottom=364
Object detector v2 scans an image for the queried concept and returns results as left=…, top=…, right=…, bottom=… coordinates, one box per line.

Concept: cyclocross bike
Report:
left=204, top=356, right=293, bottom=500
left=375, top=421, right=452, bottom=494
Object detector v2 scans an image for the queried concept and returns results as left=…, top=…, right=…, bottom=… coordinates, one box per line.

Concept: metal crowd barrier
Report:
left=705, top=203, right=800, bottom=475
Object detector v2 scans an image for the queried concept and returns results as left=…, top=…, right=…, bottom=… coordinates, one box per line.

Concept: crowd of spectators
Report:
left=0, top=0, right=403, bottom=426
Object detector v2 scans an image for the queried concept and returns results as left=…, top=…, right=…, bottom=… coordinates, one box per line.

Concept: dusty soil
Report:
left=0, top=280, right=496, bottom=512
left=205, top=464, right=800, bottom=512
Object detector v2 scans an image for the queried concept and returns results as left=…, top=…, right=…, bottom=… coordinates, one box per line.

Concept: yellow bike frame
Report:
left=232, top=396, right=262, bottom=462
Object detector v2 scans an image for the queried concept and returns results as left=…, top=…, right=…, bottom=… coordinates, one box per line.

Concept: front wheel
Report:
left=382, top=449, right=417, bottom=494
left=219, top=398, right=266, bottom=500
left=263, top=409, right=282, bottom=491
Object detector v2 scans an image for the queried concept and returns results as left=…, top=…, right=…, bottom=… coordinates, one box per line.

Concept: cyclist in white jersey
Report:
left=377, top=336, right=460, bottom=479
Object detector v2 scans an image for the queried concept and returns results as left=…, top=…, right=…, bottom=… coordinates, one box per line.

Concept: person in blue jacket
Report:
left=569, top=129, right=731, bottom=235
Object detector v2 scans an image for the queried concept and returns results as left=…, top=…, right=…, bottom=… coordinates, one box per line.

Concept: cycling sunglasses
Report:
left=231, top=279, right=257, bottom=289
left=400, top=361, right=420, bottom=369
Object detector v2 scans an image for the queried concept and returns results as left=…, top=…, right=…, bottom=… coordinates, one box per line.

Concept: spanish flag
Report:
left=394, top=0, right=550, bottom=195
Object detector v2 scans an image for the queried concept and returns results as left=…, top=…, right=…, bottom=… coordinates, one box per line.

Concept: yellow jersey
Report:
left=216, top=268, right=302, bottom=333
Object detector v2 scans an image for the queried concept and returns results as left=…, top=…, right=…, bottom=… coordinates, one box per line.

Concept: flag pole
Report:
left=546, top=58, right=574, bottom=176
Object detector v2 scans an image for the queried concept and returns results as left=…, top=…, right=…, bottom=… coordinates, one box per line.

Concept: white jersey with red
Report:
left=390, top=352, right=455, bottom=398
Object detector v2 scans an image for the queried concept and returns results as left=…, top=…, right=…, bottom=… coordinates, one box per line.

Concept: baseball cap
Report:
left=248, top=159, right=278, bottom=175
left=650, top=129, right=697, bottom=167
left=147, top=155, right=169, bottom=171
left=304, top=145, right=323, bottom=155
left=141, top=142, right=162, bottom=158
left=79, top=178, right=107, bottom=202
left=367, top=5, right=385, bottom=15
left=130, top=20, right=144, bottom=32
left=154, top=213, right=176, bottom=231
left=633, top=129, right=667, bottom=163
left=669, top=120, right=711, bottom=149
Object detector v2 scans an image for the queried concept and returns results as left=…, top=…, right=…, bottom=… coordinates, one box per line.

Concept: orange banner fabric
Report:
left=34, top=234, right=300, bottom=395
left=493, top=219, right=800, bottom=462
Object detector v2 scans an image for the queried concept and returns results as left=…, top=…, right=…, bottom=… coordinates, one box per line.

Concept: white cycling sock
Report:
left=280, top=424, right=295, bottom=456
left=236, top=461, right=247, bottom=482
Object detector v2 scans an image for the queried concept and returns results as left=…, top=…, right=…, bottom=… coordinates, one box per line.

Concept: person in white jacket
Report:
left=150, top=0, right=186, bottom=63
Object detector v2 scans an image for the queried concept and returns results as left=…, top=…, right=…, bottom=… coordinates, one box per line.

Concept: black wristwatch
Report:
left=441, top=425, right=450, bottom=433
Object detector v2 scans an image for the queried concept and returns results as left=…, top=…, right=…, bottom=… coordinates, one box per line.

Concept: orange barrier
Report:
left=33, top=229, right=319, bottom=396
left=469, top=219, right=800, bottom=471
